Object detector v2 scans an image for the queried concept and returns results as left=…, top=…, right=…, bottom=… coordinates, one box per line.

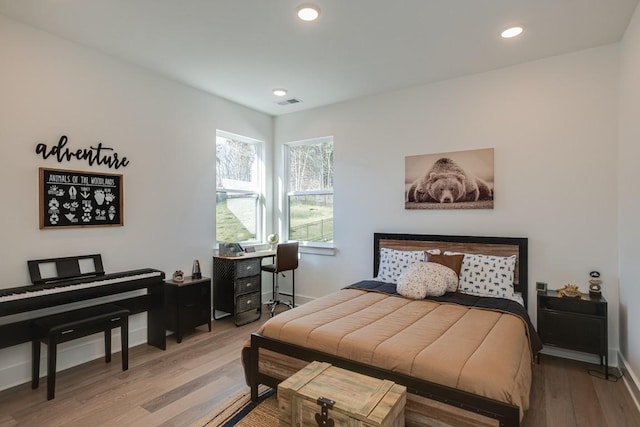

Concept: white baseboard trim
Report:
left=539, top=346, right=617, bottom=367
left=263, top=291, right=315, bottom=307
left=618, top=352, right=640, bottom=413
left=290, top=294, right=314, bottom=306
left=0, top=326, right=148, bottom=393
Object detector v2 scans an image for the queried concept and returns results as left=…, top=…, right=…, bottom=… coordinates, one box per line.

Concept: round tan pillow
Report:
left=396, top=262, right=458, bottom=299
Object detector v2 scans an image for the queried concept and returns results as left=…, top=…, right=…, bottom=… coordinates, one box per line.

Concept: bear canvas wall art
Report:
left=405, top=148, right=494, bottom=210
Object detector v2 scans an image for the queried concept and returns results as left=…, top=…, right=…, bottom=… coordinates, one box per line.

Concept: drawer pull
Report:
left=246, top=300, right=251, bottom=305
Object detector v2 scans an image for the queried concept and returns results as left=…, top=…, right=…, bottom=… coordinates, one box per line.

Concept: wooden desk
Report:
left=213, top=251, right=275, bottom=326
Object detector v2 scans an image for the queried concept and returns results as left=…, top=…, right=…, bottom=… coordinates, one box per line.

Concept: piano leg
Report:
left=146, top=283, right=166, bottom=350
left=31, top=340, right=41, bottom=389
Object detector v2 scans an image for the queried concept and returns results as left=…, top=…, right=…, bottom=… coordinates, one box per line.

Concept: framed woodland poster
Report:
left=39, top=167, right=123, bottom=229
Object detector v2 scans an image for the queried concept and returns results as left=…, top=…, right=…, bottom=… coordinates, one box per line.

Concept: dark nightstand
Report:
left=165, top=276, right=212, bottom=343
left=537, top=290, right=608, bottom=378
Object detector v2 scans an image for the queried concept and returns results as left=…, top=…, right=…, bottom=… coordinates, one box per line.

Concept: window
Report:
left=216, top=131, right=263, bottom=243
left=285, top=137, right=334, bottom=244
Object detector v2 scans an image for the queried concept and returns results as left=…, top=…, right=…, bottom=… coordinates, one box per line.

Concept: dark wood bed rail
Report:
left=249, top=333, right=520, bottom=427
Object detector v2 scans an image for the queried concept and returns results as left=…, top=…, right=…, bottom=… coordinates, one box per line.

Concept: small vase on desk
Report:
left=267, top=233, right=279, bottom=251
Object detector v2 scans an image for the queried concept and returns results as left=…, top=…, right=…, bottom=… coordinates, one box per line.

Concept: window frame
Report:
left=283, top=136, right=334, bottom=249
left=215, top=130, right=265, bottom=245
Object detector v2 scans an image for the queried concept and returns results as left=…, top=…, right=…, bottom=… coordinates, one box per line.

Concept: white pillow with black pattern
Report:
left=396, top=262, right=457, bottom=299
left=375, top=248, right=438, bottom=284
left=456, top=253, right=517, bottom=299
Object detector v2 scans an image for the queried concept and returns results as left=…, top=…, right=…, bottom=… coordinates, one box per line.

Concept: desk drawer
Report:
left=236, top=292, right=260, bottom=313
left=235, top=276, right=260, bottom=295
left=236, top=259, right=261, bottom=278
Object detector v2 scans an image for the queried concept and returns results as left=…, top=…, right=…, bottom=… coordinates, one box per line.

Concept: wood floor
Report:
left=0, top=311, right=638, bottom=427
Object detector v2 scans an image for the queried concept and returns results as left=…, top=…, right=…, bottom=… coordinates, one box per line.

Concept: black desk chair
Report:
left=261, top=241, right=299, bottom=317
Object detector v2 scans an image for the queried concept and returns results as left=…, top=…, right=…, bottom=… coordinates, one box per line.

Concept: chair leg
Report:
left=278, top=272, right=294, bottom=311
left=271, top=271, right=276, bottom=301
left=268, top=271, right=279, bottom=317
left=267, top=269, right=295, bottom=316
left=281, top=271, right=294, bottom=310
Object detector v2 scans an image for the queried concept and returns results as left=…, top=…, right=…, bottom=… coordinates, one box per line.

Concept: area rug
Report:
left=194, top=385, right=278, bottom=427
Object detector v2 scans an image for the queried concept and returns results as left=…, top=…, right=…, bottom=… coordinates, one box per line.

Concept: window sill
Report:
left=234, top=242, right=336, bottom=256
left=299, top=243, right=336, bottom=256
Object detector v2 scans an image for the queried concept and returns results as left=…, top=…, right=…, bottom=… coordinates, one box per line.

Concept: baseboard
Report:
left=262, top=291, right=315, bottom=307
left=290, top=293, right=314, bottom=306
left=0, top=324, right=148, bottom=393
left=618, top=352, right=640, bottom=412
left=540, top=346, right=617, bottom=367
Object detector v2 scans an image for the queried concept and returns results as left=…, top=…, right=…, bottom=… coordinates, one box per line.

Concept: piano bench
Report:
left=31, top=304, right=130, bottom=400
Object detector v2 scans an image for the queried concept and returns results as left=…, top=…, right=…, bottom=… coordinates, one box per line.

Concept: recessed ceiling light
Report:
left=297, top=4, right=321, bottom=21
left=501, top=26, right=524, bottom=39
left=273, top=88, right=288, bottom=97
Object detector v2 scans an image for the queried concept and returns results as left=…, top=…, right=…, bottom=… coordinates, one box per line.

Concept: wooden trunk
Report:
left=278, top=361, right=406, bottom=427
left=260, top=349, right=498, bottom=426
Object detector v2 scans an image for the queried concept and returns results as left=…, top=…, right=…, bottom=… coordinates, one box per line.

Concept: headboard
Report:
left=373, top=233, right=529, bottom=307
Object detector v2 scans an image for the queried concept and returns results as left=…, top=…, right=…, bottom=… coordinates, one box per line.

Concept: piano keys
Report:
left=0, top=269, right=163, bottom=316
left=0, top=255, right=166, bottom=351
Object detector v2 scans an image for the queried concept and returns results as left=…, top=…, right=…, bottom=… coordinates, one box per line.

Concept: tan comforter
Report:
left=252, top=288, right=532, bottom=418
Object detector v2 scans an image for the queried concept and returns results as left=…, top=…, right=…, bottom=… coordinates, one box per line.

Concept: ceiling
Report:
left=0, top=1, right=638, bottom=116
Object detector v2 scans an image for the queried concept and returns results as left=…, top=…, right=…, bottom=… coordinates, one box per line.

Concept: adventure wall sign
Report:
left=39, top=168, right=123, bottom=229
left=35, top=135, right=130, bottom=169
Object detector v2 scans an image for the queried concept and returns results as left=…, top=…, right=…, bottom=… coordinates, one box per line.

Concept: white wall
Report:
left=0, top=15, right=272, bottom=390
left=619, top=3, right=640, bottom=393
left=0, top=8, right=633, bottom=395
left=275, top=45, right=621, bottom=357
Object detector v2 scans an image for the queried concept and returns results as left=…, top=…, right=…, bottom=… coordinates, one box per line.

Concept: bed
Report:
left=244, top=233, right=541, bottom=427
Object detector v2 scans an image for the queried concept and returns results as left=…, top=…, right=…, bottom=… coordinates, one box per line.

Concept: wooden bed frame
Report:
left=248, top=233, right=529, bottom=427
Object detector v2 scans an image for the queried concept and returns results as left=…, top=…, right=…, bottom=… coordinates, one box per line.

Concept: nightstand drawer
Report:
left=539, top=296, right=605, bottom=316
left=180, top=304, right=210, bottom=329
left=236, top=259, right=261, bottom=278
left=538, top=310, right=606, bottom=353
left=179, top=282, right=209, bottom=306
